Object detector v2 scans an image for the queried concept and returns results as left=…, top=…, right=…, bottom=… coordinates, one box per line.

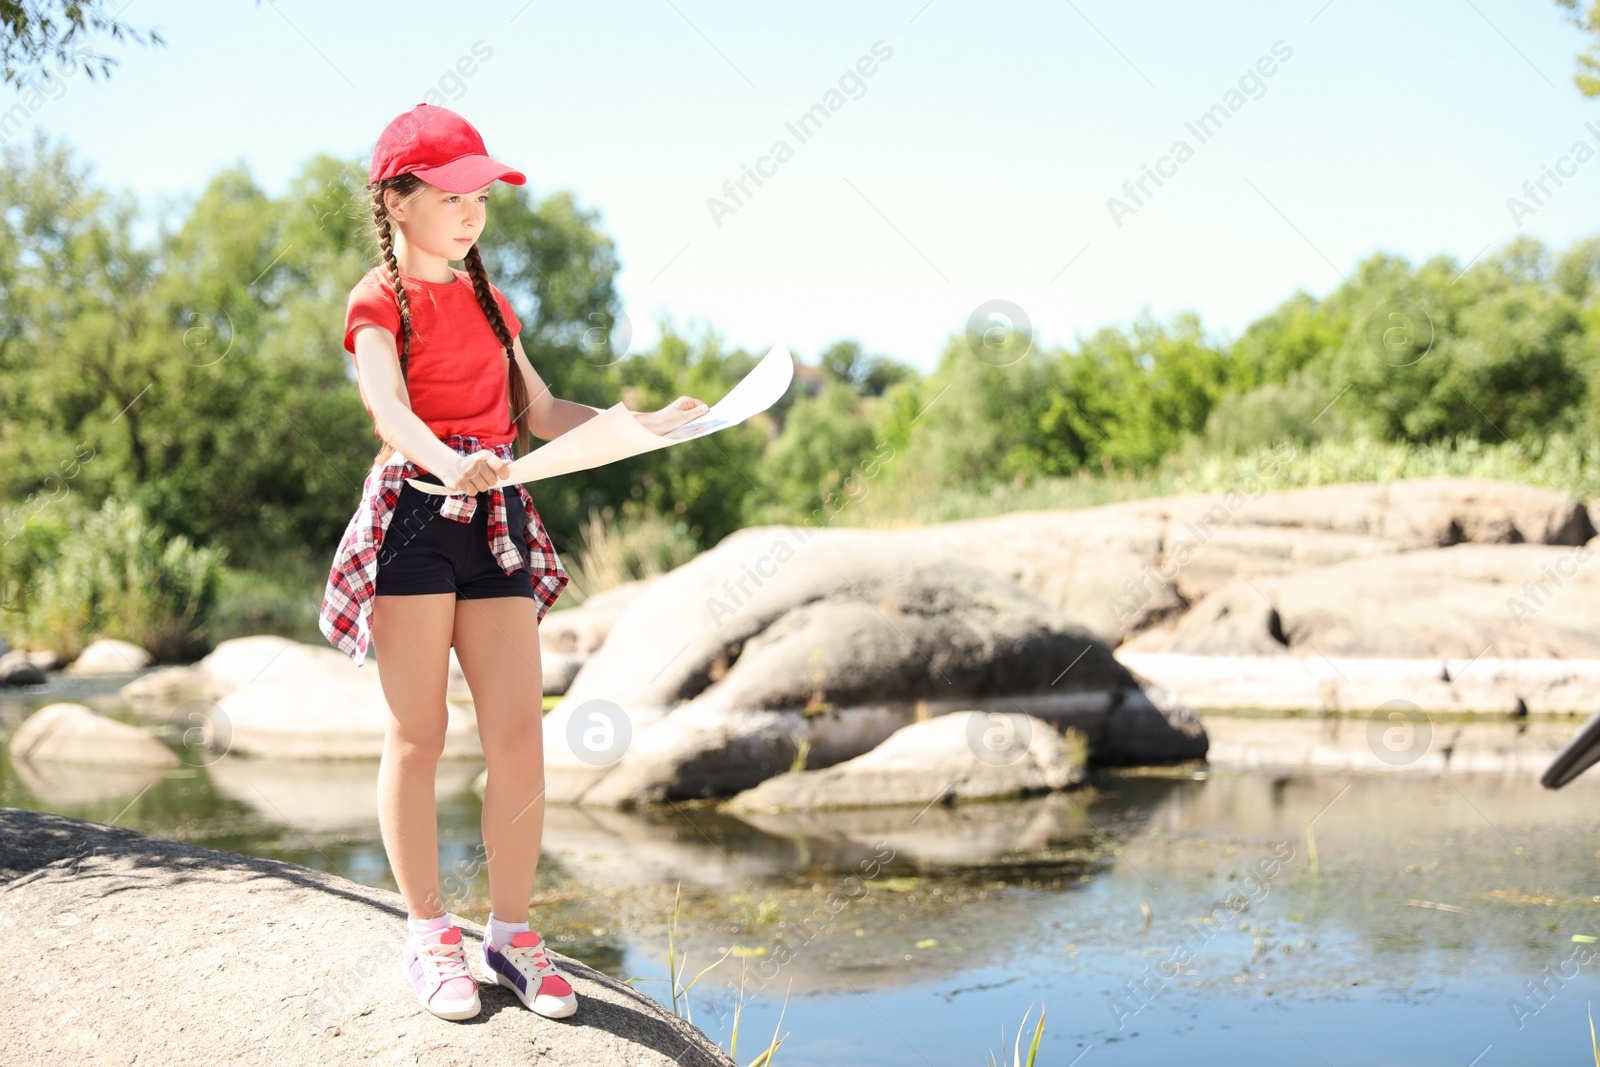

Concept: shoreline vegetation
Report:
left=1, top=130, right=1598, bottom=660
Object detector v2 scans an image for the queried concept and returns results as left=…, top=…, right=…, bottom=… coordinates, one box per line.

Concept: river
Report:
left=4, top=674, right=1598, bottom=1065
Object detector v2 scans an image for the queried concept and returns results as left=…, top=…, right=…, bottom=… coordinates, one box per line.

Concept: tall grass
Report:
left=1168, top=431, right=1598, bottom=498
left=625, top=880, right=787, bottom=1067
left=985, top=1003, right=1047, bottom=1067
left=560, top=501, right=700, bottom=607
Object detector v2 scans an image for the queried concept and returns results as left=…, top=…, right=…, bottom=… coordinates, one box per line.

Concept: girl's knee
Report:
left=384, top=723, right=449, bottom=763
left=482, top=730, right=544, bottom=779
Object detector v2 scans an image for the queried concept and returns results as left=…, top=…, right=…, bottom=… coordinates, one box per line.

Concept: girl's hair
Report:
left=365, top=172, right=534, bottom=467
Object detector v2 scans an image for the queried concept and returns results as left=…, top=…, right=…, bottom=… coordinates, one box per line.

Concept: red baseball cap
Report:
left=368, top=103, right=526, bottom=192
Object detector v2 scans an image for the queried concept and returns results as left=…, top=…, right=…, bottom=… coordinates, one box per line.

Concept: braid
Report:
left=464, top=243, right=512, bottom=356
left=464, top=242, right=533, bottom=452
left=371, top=186, right=416, bottom=376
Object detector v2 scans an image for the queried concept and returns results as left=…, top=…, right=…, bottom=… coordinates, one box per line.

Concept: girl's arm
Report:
left=512, top=336, right=709, bottom=440
left=352, top=324, right=504, bottom=489
left=512, top=336, right=603, bottom=441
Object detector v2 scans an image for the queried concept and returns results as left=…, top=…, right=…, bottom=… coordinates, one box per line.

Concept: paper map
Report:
left=405, top=343, right=794, bottom=494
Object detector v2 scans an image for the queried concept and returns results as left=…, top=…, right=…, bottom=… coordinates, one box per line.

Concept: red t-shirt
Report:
left=343, top=265, right=524, bottom=446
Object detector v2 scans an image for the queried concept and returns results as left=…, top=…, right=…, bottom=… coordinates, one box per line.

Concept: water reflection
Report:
left=207, top=756, right=484, bottom=833
left=8, top=756, right=169, bottom=807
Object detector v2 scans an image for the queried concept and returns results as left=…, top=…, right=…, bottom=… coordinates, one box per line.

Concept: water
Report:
left=4, top=675, right=1599, bottom=1065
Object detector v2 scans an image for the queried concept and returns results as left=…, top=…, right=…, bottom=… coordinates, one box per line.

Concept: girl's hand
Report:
left=633, top=396, right=709, bottom=436
left=442, top=449, right=511, bottom=494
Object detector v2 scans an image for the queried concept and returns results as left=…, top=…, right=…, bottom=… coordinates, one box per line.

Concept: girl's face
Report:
left=387, top=180, right=491, bottom=261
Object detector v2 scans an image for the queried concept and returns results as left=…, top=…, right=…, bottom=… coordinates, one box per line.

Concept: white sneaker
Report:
left=480, top=929, right=579, bottom=1018
left=400, top=924, right=481, bottom=1021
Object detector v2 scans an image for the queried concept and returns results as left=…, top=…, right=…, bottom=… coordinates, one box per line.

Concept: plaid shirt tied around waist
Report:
left=318, top=434, right=569, bottom=667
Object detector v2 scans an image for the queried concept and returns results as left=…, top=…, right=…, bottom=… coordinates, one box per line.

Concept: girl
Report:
left=318, top=103, right=707, bottom=1022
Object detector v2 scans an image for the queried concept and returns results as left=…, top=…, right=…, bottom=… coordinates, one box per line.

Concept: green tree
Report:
left=747, top=376, right=880, bottom=525
left=0, top=133, right=648, bottom=568
left=0, top=130, right=158, bottom=501
left=0, top=0, right=163, bottom=87
left=1557, top=0, right=1600, bottom=96
left=1324, top=239, right=1587, bottom=445
left=1053, top=310, right=1232, bottom=472
left=817, top=338, right=914, bottom=397
left=900, top=329, right=1070, bottom=487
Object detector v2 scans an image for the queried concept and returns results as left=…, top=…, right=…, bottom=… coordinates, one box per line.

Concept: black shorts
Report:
left=373, top=472, right=537, bottom=600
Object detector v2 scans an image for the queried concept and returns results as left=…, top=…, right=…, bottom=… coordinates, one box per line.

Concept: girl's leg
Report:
left=370, top=591, right=458, bottom=920
left=451, top=595, right=545, bottom=924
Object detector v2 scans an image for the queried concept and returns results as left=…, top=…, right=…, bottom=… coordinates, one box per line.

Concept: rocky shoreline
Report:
left=0, top=807, right=734, bottom=1066
left=3, top=476, right=1596, bottom=808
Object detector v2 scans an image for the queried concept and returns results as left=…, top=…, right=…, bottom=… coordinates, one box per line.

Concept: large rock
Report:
left=533, top=579, right=663, bottom=696
left=1200, top=712, right=1582, bottom=776
left=120, top=664, right=214, bottom=704
left=904, top=477, right=1594, bottom=644
left=64, top=637, right=153, bottom=674
left=541, top=577, right=661, bottom=656
left=1226, top=477, right=1594, bottom=546
left=1093, top=686, right=1210, bottom=763
left=123, top=637, right=553, bottom=758
left=0, top=649, right=45, bottom=686
left=211, top=640, right=480, bottom=759
left=9, top=703, right=179, bottom=767
left=201, top=636, right=453, bottom=697
left=540, top=651, right=585, bottom=696
left=549, top=702, right=816, bottom=808
left=901, top=507, right=1179, bottom=643
left=543, top=526, right=1200, bottom=808
left=122, top=635, right=314, bottom=704
left=446, top=645, right=581, bottom=700
left=135, top=634, right=580, bottom=705
left=723, top=711, right=1086, bottom=812
left=26, top=649, right=66, bottom=671
left=1119, top=652, right=1600, bottom=715
left=195, top=634, right=303, bottom=693
left=1123, top=543, right=1600, bottom=660
left=0, top=808, right=734, bottom=1067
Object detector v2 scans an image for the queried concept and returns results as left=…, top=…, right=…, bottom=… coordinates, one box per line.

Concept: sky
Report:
left=6, top=0, right=1600, bottom=372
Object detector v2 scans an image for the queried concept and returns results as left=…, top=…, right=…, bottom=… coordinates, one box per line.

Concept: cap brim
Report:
left=409, top=155, right=526, bottom=192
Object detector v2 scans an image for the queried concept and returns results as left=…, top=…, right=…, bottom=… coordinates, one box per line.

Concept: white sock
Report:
left=407, top=911, right=453, bottom=939
left=487, top=913, right=529, bottom=950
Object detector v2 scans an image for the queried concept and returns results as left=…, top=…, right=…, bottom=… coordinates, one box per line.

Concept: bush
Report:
left=0, top=502, right=74, bottom=647
left=0, top=495, right=226, bottom=662
left=1166, top=431, right=1600, bottom=499
left=209, top=547, right=329, bottom=646
left=560, top=501, right=700, bottom=605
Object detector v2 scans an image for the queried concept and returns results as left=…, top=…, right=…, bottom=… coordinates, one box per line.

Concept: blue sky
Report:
left=8, top=0, right=1600, bottom=372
